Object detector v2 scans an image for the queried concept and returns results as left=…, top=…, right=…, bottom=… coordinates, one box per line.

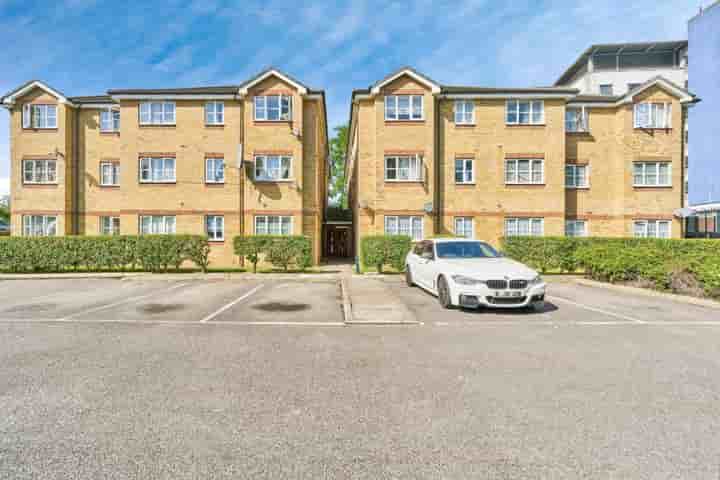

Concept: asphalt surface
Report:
left=1, top=278, right=720, bottom=479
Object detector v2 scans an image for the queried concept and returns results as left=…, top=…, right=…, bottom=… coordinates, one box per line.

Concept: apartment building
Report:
left=1, top=69, right=329, bottom=267
left=345, top=67, right=697, bottom=253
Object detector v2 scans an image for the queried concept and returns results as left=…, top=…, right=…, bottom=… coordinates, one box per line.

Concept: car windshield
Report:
left=435, top=241, right=500, bottom=259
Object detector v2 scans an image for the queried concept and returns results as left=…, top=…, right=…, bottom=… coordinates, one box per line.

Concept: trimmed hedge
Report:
left=501, top=236, right=720, bottom=297
left=360, top=235, right=412, bottom=273
left=0, top=235, right=211, bottom=273
left=233, top=235, right=313, bottom=272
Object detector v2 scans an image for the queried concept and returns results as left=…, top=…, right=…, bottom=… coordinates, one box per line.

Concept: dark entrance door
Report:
left=325, top=225, right=352, bottom=258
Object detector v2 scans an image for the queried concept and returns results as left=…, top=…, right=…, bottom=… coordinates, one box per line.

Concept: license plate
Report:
left=495, top=291, right=522, bottom=298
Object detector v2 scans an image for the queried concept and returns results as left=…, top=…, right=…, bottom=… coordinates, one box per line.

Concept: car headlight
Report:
left=528, top=275, right=543, bottom=285
left=451, top=275, right=486, bottom=286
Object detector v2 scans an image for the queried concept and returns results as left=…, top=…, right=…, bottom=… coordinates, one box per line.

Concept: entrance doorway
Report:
left=323, top=223, right=353, bottom=259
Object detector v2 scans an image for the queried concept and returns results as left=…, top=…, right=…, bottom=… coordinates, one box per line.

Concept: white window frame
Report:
left=22, top=215, right=57, bottom=237
left=139, top=101, right=176, bottom=125
left=205, top=101, right=224, bottom=125
left=100, top=216, right=120, bottom=235
left=384, top=155, right=423, bottom=182
left=565, top=219, right=587, bottom=237
left=22, top=104, right=57, bottom=129
left=633, top=162, right=672, bottom=187
left=254, top=215, right=293, bottom=235
left=454, top=158, right=474, bottom=184
left=100, top=162, right=120, bottom=186
left=384, top=215, right=424, bottom=241
left=454, top=217, right=474, bottom=239
left=205, top=157, right=225, bottom=184
left=139, top=215, right=176, bottom=235
left=205, top=215, right=225, bottom=241
left=454, top=100, right=475, bottom=125
left=254, top=155, right=292, bottom=181
left=505, top=159, right=544, bottom=185
left=22, top=159, right=57, bottom=184
left=599, top=84, right=613, bottom=96
left=100, top=108, right=120, bottom=132
left=565, top=106, right=588, bottom=132
left=565, top=164, right=589, bottom=188
left=139, top=157, right=176, bottom=183
left=505, top=218, right=544, bottom=237
left=254, top=95, right=292, bottom=121
left=633, top=102, right=672, bottom=129
left=505, top=100, right=544, bottom=125
left=633, top=220, right=671, bottom=239
left=384, top=95, right=424, bottom=121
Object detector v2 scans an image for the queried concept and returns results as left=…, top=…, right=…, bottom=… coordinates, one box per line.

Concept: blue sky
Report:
left=0, top=0, right=700, bottom=196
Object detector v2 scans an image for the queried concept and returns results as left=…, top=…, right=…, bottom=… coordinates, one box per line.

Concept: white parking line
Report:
left=547, top=295, right=646, bottom=324
left=199, top=284, right=264, bottom=323
left=58, top=282, right=189, bottom=321
left=0, top=318, right=345, bottom=326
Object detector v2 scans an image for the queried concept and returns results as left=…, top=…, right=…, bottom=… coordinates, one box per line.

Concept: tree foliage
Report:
left=328, top=124, right=348, bottom=208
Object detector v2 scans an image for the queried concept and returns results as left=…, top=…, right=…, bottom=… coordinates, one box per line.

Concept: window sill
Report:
left=139, top=182, right=177, bottom=185
left=634, top=127, right=672, bottom=131
left=454, top=123, right=476, bottom=128
left=205, top=182, right=226, bottom=186
left=253, top=120, right=292, bottom=125
left=633, top=185, right=673, bottom=189
left=22, top=128, right=58, bottom=132
left=566, top=186, right=590, bottom=190
left=455, top=182, right=476, bottom=186
left=22, top=183, right=58, bottom=187
left=208, top=239, right=226, bottom=244
left=505, top=183, right=546, bottom=187
left=254, top=179, right=295, bottom=183
left=139, top=124, right=176, bottom=128
left=566, top=131, right=590, bottom=135
left=99, top=184, right=120, bottom=188
left=384, top=120, right=425, bottom=125
left=205, top=124, right=225, bottom=128
left=100, top=131, right=120, bottom=135
left=506, top=124, right=546, bottom=127
left=384, top=180, right=424, bottom=184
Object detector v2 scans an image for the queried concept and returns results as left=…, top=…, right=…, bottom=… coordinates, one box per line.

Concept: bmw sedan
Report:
left=405, top=238, right=546, bottom=310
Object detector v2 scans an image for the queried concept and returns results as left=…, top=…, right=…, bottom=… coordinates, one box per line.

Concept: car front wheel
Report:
left=437, top=276, right=453, bottom=309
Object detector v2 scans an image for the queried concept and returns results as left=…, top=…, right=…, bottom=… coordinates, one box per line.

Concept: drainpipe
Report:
left=433, top=95, right=441, bottom=234
left=73, top=106, right=80, bottom=235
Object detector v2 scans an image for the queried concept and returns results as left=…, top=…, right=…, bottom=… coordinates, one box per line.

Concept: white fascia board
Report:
left=442, top=93, right=576, bottom=100
left=567, top=102, right=616, bottom=108
left=238, top=69, right=308, bottom=96
left=78, top=103, right=117, bottom=109
left=304, top=93, right=323, bottom=100
left=616, top=78, right=694, bottom=105
left=370, top=69, right=441, bottom=95
left=111, top=94, right=236, bottom=101
left=2, top=80, right=74, bottom=106
left=353, top=94, right=373, bottom=101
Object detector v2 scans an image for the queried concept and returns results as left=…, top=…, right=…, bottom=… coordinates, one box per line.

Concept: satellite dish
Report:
left=423, top=202, right=434, bottom=214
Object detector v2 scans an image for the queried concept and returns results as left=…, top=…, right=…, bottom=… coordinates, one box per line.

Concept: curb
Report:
left=574, top=278, right=720, bottom=310
left=343, top=320, right=423, bottom=325
left=0, top=272, right=341, bottom=282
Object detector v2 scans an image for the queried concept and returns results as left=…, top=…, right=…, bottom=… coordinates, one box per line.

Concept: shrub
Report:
left=360, top=235, right=412, bottom=273
left=0, top=235, right=209, bottom=273
left=233, top=235, right=313, bottom=272
left=233, top=235, right=273, bottom=273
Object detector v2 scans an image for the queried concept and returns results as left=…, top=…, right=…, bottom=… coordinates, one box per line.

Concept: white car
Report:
left=405, top=238, right=546, bottom=311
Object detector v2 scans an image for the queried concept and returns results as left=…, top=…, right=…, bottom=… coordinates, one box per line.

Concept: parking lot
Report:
left=1, top=277, right=720, bottom=479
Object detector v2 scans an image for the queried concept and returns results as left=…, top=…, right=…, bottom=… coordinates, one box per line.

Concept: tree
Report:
left=328, top=124, right=348, bottom=208
left=0, top=195, right=9, bottom=222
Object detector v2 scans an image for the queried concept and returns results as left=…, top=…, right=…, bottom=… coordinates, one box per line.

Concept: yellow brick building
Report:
left=1, top=69, right=329, bottom=267
left=345, top=68, right=697, bottom=253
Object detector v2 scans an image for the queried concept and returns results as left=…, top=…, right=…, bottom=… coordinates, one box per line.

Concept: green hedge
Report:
left=0, top=235, right=211, bottom=273
left=501, top=236, right=720, bottom=297
left=233, top=235, right=313, bottom=272
left=360, top=235, right=412, bottom=273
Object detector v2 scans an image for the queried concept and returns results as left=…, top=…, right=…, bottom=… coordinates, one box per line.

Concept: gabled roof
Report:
left=369, top=67, right=441, bottom=94
left=555, top=40, right=688, bottom=86
left=108, top=86, right=238, bottom=95
left=567, top=76, right=699, bottom=107
left=238, top=67, right=310, bottom=96
left=1, top=80, right=73, bottom=106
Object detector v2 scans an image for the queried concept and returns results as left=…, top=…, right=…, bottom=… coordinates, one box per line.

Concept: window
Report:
left=139, top=157, right=176, bottom=183
left=506, top=100, right=544, bottom=125
left=22, top=159, right=57, bottom=184
left=454, top=158, right=474, bottom=184
left=633, top=220, right=670, bottom=239
left=139, top=102, right=175, bottom=125
left=505, top=218, right=543, bottom=237
left=384, top=95, right=423, bottom=121
left=22, top=215, right=57, bottom=236
left=634, top=102, right=671, bottom=129
left=254, top=95, right=292, bottom=121
left=100, top=162, right=120, bottom=186
left=205, top=158, right=224, bottom=183
left=633, top=162, right=671, bottom=187
left=627, top=83, right=641, bottom=92
left=454, top=217, right=474, bottom=239
left=505, top=159, right=544, bottom=184
left=100, top=216, right=120, bottom=235
left=255, top=215, right=292, bottom=235
left=140, top=215, right=176, bottom=234
left=565, top=107, right=588, bottom=132
left=22, top=104, right=57, bottom=129
left=254, top=155, right=292, bottom=181
left=599, top=84, right=613, bottom=96
left=100, top=108, right=120, bottom=132
left=565, top=164, right=589, bottom=188
left=205, top=215, right=224, bottom=241
left=205, top=101, right=224, bottom=125
left=565, top=220, right=587, bottom=237
left=385, top=155, right=422, bottom=182
left=454, top=100, right=474, bottom=124
left=384, top=216, right=423, bottom=241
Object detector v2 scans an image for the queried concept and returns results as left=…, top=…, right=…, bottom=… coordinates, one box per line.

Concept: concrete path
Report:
left=345, top=272, right=419, bottom=324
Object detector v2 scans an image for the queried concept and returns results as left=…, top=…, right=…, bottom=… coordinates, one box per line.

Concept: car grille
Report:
left=486, top=296, right=527, bottom=305
left=510, top=279, right=528, bottom=289
left=486, top=280, right=508, bottom=290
